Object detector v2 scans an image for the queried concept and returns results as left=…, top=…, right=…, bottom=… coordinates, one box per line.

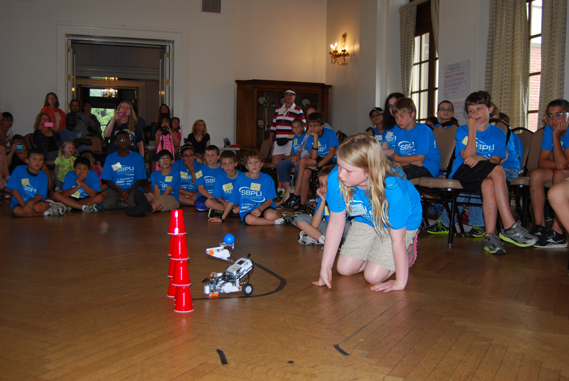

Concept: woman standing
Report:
left=104, top=102, right=144, bottom=156
left=40, top=92, right=66, bottom=131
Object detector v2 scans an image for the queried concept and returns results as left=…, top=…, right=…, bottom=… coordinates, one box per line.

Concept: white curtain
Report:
left=485, top=0, right=529, bottom=128
left=399, top=2, right=418, bottom=96
left=538, top=0, right=567, bottom=121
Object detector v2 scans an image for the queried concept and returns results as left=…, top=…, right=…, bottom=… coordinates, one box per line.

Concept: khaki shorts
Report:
left=147, top=193, right=180, bottom=212
left=340, top=221, right=418, bottom=272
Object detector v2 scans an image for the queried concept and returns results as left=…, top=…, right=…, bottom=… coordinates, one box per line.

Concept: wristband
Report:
left=311, top=147, right=318, bottom=150
left=221, top=218, right=225, bottom=222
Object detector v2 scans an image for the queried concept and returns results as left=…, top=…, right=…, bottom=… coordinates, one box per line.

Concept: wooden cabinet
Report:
left=235, top=79, right=331, bottom=153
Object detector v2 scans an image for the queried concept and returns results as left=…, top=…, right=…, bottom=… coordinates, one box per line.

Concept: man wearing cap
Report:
left=269, top=89, right=306, bottom=165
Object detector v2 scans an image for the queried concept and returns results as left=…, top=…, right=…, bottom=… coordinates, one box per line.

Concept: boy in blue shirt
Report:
left=7, top=149, right=64, bottom=217
left=206, top=150, right=243, bottom=218
left=101, top=130, right=147, bottom=210
left=173, top=145, right=200, bottom=207
left=277, top=118, right=306, bottom=196
left=434, top=100, right=455, bottom=128
left=282, top=112, right=339, bottom=211
left=126, top=150, right=181, bottom=216
left=449, top=91, right=536, bottom=254
left=211, top=150, right=285, bottom=225
left=52, top=156, right=102, bottom=213
left=529, top=99, right=569, bottom=248
left=391, top=97, right=441, bottom=179
left=194, top=145, right=224, bottom=212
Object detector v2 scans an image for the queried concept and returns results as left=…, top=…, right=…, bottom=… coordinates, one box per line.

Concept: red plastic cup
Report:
left=167, top=277, right=176, bottom=298
left=174, top=285, right=194, bottom=313
left=170, top=235, right=189, bottom=260
left=168, top=258, right=176, bottom=278
left=172, top=259, right=190, bottom=286
left=168, top=209, right=186, bottom=235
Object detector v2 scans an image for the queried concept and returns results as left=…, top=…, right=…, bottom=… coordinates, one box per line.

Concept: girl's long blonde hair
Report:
left=58, top=141, right=77, bottom=161
left=116, top=101, right=138, bottom=132
left=337, top=133, right=403, bottom=234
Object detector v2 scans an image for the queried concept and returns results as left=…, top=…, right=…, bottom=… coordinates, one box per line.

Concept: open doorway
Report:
left=66, top=35, right=173, bottom=130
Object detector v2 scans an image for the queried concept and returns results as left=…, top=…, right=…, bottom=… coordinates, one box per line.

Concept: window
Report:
left=411, top=1, right=438, bottom=123
left=527, top=0, right=542, bottom=131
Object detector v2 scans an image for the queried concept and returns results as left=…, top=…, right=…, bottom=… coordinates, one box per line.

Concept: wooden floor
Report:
left=1, top=201, right=569, bottom=381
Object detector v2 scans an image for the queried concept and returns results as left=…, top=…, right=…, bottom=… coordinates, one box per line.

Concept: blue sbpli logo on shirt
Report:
left=239, top=187, right=265, bottom=202
left=399, top=141, right=415, bottom=153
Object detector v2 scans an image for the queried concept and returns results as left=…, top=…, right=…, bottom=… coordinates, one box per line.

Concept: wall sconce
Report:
left=330, top=33, right=350, bottom=65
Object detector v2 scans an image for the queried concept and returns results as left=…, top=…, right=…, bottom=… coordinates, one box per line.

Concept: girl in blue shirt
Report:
left=313, top=133, right=421, bottom=293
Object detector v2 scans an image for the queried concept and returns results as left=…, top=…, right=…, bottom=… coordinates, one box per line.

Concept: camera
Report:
left=160, top=126, right=170, bottom=135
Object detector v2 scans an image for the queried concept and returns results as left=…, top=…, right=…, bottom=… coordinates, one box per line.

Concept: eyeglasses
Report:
left=439, top=108, right=453, bottom=112
left=159, top=157, right=172, bottom=162
left=370, top=112, right=383, bottom=117
left=543, top=111, right=569, bottom=121
left=307, top=123, right=322, bottom=127
left=117, top=138, right=130, bottom=142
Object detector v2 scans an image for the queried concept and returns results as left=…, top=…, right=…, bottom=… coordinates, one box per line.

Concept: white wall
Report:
left=235, top=0, right=327, bottom=83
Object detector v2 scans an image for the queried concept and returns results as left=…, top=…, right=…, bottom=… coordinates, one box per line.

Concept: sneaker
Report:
left=63, top=205, right=73, bottom=213
left=499, top=221, right=538, bottom=247
left=298, top=231, right=319, bottom=245
left=295, top=204, right=308, bottom=213
left=44, top=205, right=64, bottom=216
left=46, top=201, right=67, bottom=215
left=467, top=225, right=486, bottom=238
left=529, top=224, right=547, bottom=237
left=82, top=204, right=100, bottom=213
left=281, top=194, right=300, bottom=209
left=534, top=230, right=568, bottom=249
left=274, top=218, right=286, bottom=225
left=484, top=233, right=506, bottom=255
left=318, top=235, right=326, bottom=245
left=125, top=204, right=147, bottom=217
left=277, top=189, right=286, bottom=198
left=134, top=190, right=153, bottom=213
left=282, top=213, right=295, bottom=226
left=208, top=209, right=224, bottom=219
left=425, top=220, right=449, bottom=235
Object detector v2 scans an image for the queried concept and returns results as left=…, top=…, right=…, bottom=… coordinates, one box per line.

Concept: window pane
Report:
left=528, top=113, right=539, bottom=132
left=530, top=0, right=542, bottom=36
left=421, top=62, right=429, bottom=90
left=421, top=33, right=430, bottom=60
left=420, top=92, right=429, bottom=119
left=435, top=59, right=439, bottom=86
left=414, top=36, right=420, bottom=62
left=530, top=37, right=542, bottom=73
left=92, top=108, right=115, bottom=134
left=412, top=93, right=420, bottom=113
left=529, top=74, right=541, bottom=111
left=412, top=65, right=420, bottom=92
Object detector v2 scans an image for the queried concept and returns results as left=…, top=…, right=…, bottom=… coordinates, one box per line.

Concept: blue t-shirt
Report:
left=315, top=197, right=330, bottom=223
left=101, top=151, right=147, bottom=191
left=173, top=160, right=200, bottom=192
left=394, top=123, right=441, bottom=177
left=291, top=133, right=306, bottom=156
left=450, top=124, right=507, bottom=178
left=502, top=132, right=522, bottom=172
left=541, top=125, right=569, bottom=152
left=383, top=126, right=400, bottom=149
left=305, top=128, right=340, bottom=158
left=150, top=169, right=181, bottom=202
left=63, top=170, right=101, bottom=199
left=7, top=165, right=48, bottom=210
left=326, top=166, right=422, bottom=230
left=213, top=170, right=244, bottom=201
left=230, top=172, right=277, bottom=221
left=195, top=165, right=224, bottom=195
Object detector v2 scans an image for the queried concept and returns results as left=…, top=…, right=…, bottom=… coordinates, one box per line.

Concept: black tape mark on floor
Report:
left=193, top=260, right=286, bottom=300
left=334, top=344, right=350, bottom=356
left=216, top=349, right=228, bottom=365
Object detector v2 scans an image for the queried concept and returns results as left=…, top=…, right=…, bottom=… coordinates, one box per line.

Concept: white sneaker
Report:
left=274, top=218, right=285, bottom=225
left=82, top=204, right=100, bottom=213
left=298, top=231, right=319, bottom=245
left=44, top=205, right=64, bottom=216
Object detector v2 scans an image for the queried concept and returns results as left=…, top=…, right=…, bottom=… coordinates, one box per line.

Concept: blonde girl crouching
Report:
left=313, top=133, right=422, bottom=292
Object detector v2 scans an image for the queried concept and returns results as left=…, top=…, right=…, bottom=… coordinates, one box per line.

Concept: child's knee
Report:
left=264, top=209, right=279, bottom=220
left=34, top=201, right=50, bottom=213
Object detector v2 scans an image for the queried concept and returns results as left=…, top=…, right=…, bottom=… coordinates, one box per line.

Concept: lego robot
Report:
left=203, top=234, right=254, bottom=298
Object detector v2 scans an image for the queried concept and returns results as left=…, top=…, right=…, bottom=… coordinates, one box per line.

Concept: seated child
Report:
left=210, top=150, right=285, bottom=225
left=449, top=91, right=536, bottom=254
left=529, top=99, right=569, bottom=248
left=282, top=112, right=339, bottom=211
left=195, top=145, right=224, bottom=212
left=52, top=156, right=102, bottom=212
left=294, top=166, right=351, bottom=245
left=206, top=150, right=243, bottom=218
left=313, top=133, right=421, bottom=292
left=173, top=144, right=200, bottom=207
left=126, top=149, right=181, bottom=216
left=277, top=118, right=306, bottom=195
left=54, top=141, right=76, bottom=190
left=391, top=97, right=441, bottom=179
left=7, top=149, right=65, bottom=217
left=101, top=130, right=147, bottom=210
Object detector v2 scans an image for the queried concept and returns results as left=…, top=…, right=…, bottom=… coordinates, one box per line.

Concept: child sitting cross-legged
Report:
left=294, top=166, right=351, bottom=245
left=173, top=144, right=200, bottom=207
left=126, top=149, right=181, bottom=217
left=194, top=145, right=224, bottom=212
left=206, top=150, right=243, bottom=219
left=51, top=156, right=102, bottom=212
left=210, top=150, right=285, bottom=225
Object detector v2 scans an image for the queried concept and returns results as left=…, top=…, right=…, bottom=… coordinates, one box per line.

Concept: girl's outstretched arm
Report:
left=313, top=210, right=346, bottom=289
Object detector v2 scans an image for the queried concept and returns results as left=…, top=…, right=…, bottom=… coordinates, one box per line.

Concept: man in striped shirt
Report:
left=269, top=89, right=306, bottom=165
